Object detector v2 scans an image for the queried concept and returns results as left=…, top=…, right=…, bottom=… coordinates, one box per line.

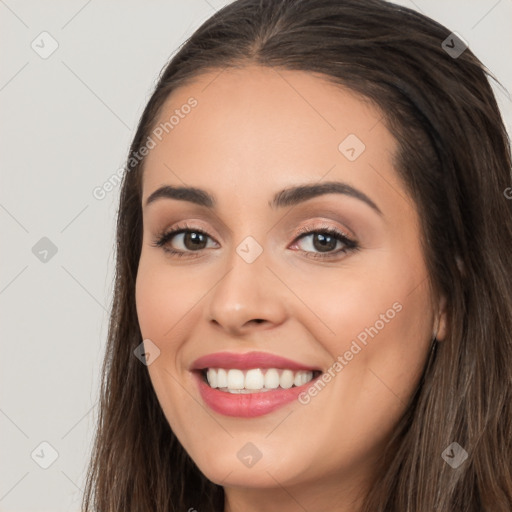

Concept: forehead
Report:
left=141, top=65, right=401, bottom=210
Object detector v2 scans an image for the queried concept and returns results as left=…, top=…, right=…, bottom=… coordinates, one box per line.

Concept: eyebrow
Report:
left=144, top=181, right=382, bottom=215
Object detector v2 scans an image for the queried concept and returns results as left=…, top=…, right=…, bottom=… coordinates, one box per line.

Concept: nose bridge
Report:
left=206, top=235, right=287, bottom=332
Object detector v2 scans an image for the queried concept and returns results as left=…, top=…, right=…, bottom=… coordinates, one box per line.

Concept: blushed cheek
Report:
left=134, top=264, right=190, bottom=417
left=135, top=259, right=175, bottom=340
left=304, top=285, right=399, bottom=357
left=136, top=253, right=182, bottom=332
left=354, top=292, right=433, bottom=409
left=135, top=258, right=203, bottom=370
left=313, top=267, right=432, bottom=404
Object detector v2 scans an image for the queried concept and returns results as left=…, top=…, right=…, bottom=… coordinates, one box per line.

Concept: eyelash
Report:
left=150, top=222, right=359, bottom=260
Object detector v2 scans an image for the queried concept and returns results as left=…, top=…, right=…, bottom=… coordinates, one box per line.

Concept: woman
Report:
left=82, top=0, right=512, bottom=510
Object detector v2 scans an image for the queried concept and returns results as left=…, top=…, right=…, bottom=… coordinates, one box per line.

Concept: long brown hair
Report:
left=82, top=0, right=512, bottom=510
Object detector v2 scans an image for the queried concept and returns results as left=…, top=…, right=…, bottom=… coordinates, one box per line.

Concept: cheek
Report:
left=284, top=273, right=433, bottom=476
left=135, top=254, right=202, bottom=339
left=135, top=266, right=167, bottom=339
left=134, top=256, right=205, bottom=438
left=285, top=246, right=432, bottom=353
left=293, top=247, right=433, bottom=418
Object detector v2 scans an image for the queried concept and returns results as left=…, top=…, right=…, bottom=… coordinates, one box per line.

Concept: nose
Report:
left=206, top=246, right=288, bottom=336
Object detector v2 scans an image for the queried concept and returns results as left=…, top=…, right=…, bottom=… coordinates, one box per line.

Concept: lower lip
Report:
left=193, top=371, right=316, bottom=418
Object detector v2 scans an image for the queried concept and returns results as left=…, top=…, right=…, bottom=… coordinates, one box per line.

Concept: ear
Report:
left=433, top=294, right=448, bottom=341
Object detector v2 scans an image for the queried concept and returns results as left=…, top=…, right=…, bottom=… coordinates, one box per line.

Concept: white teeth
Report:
left=264, top=368, right=280, bottom=389
left=294, top=371, right=311, bottom=386
left=227, top=369, right=245, bottom=390
left=217, top=368, right=227, bottom=388
left=245, top=369, right=264, bottom=390
left=204, top=368, right=315, bottom=392
left=206, top=368, right=217, bottom=388
left=280, top=369, right=294, bottom=389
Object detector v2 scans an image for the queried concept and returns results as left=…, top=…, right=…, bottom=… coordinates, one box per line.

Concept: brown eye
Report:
left=292, top=227, right=358, bottom=259
left=152, top=226, right=218, bottom=256
left=309, top=232, right=339, bottom=252
left=180, top=231, right=209, bottom=250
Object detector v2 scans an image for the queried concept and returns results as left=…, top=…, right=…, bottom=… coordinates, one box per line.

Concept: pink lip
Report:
left=190, top=351, right=321, bottom=418
left=190, top=351, right=320, bottom=371
left=192, top=372, right=319, bottom=418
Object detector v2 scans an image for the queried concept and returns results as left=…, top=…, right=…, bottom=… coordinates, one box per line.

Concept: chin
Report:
left=185, top=437, right=314, bottom=489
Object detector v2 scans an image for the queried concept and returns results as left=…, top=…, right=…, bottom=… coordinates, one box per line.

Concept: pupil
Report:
left=313, top=233, right=336, bottom=252
left=185, top=232, right=206, bottom=250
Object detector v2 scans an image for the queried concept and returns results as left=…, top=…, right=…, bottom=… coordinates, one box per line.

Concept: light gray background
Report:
left=1, top=1, right=511, bottom=511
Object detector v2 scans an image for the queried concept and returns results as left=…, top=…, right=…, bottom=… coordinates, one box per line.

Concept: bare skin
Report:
left=135, top=65, right=447, bottom=512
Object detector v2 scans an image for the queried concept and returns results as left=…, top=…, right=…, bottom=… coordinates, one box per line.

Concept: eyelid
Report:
left=292, top=221, right=355, bottom=242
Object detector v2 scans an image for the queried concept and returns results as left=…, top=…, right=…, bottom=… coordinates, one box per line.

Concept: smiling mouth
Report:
left=200, top=367, right=322, bottom=394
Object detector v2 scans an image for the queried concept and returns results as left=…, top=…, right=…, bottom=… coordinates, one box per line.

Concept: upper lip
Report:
left=190, top=351, right=321, bottom=371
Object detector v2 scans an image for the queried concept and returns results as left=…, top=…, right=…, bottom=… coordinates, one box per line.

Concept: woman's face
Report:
left=135, top=65, right=446, bottom=505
